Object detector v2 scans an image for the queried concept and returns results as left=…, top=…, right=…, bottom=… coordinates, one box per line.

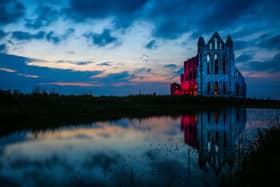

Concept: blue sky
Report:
left=0, top=0, right=280, bottom=98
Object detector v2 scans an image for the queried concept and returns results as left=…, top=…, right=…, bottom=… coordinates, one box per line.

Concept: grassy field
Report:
left=1, top=93, right=280, bottom=134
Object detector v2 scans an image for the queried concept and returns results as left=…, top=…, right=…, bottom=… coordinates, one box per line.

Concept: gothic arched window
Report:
left=207, top=54, right=211, bottom=62
left=214, top=54, right=219, bottom=74
left=214, top=81, right=219, bottom=96
left=207, top=54, right=211, bottom=74
left=214, top=38, right=218, bottom=49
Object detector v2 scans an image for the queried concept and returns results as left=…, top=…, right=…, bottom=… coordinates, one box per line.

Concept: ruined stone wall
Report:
left=197, top=32, right=246, bottom=97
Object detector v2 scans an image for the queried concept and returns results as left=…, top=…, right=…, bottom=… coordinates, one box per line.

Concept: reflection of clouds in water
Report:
left=145, top=149, right=160, bottom=161
left=149, top=159, right=186, bottom=185
left=98, top=132, right=111, bottom=138
left=0, top=109, right=279, bottom=187
left=0, top=151, right=125, bottom=187
left=0, top=116, right=185, bottom=186
left=246, top=109, right=280, bottom=128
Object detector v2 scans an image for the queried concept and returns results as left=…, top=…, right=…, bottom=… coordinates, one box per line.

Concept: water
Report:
left=0, top=108, right=279, bottom=187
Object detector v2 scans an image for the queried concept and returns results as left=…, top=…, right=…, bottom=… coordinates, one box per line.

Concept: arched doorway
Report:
left=214, top=82, right=219, bottom=96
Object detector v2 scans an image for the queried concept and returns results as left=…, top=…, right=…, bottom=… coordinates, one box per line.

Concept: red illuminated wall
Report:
left=170, top=82, right=182, bottom=96
left=170, top=56, right=198, bottom=96
left=181, top=56, right=198, bottom=96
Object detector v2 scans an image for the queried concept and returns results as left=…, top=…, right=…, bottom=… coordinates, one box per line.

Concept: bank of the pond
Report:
left=1, top=94, right=280, bottom=134
left=221, top=123, right=280, bottom=187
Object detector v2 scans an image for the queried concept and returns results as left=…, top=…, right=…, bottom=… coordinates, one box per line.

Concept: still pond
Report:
left=0, top=108, right=279, bottom=187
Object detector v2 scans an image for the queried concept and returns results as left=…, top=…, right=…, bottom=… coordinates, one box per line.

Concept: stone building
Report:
left=171, top=32, right=246, bottom=97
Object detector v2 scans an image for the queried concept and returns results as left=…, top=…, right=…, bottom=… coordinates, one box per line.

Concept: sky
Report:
left=0, top=0, right=280, bottom=98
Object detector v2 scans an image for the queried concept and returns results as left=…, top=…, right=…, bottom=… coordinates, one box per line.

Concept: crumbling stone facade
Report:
left=171, top=32, right=246, bottom=97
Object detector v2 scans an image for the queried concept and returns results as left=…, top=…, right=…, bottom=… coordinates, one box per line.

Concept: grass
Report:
left=220, top=120, right=280, bottom=187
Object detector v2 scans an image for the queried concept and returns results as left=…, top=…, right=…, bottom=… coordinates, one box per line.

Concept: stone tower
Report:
left=196, top=32, right=246, bottom=97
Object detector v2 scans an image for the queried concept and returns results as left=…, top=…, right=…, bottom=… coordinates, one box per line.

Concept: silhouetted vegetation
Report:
left=1, top=90, right=280, bottom=135
left=221, top=119, right=280, bottom=187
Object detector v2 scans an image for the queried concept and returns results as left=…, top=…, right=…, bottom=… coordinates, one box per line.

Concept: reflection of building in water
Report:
left=181, top=108, right=247, bottom=173
left=181, top=114, right=198, bottom=149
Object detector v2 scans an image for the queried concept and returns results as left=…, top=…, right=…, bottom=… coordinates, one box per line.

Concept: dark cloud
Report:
left=97, top=71, right=130, bottom=83
left=63, top=28, right=75, bottom=38
left=164, top=64, right=177, bottom=69
left=0, top=44, right=7, bottom=53
left=46, top=31, right=61, bottom=44
left=25, top=6, right=59, bottom=29
left=145, top=40, right=158, bottom=49
left=84, top=29, right=120, bottom=47
left=75, top=61, right=92, bottom=65
left=0, top=0, right=25, bottom=25
left=64, top=0, right=268, bottom=40
left=146, top=0, right=279, bottom=40
left=47, top=28, right=75, bottom=44
left=234, top=39, right=250, bottom=51
left=198, top=0, right=254, bottom=31
left=11, top=29, right=74, bottom=44
left=11, top=31, right=45, bottom=41
left=243, top=53, right=280, bottom=73
left=144, top=0, right=260, bottom=39
left=145, top=1, right=195, bottom=39
left=0, top=53, right=102, bottom=92
left=175, top=67, right=184, bottom=75
left=66, top=0, right=148, bottom=28
left=2, top=0, right=279, bottom=43
left=257, top=34, right=280, bottom=49
left=134, top=67, right=151, bottom=73
left=97, top=62, right=112, bottom=66
left=236, top=54, right=253, bottom=63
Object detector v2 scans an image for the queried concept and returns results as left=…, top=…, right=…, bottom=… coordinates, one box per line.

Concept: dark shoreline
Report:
left=1, top=94, right=280, bottom=134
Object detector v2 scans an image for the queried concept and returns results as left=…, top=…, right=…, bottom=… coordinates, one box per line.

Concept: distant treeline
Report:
left=0, top=90, right=280, bottom=135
